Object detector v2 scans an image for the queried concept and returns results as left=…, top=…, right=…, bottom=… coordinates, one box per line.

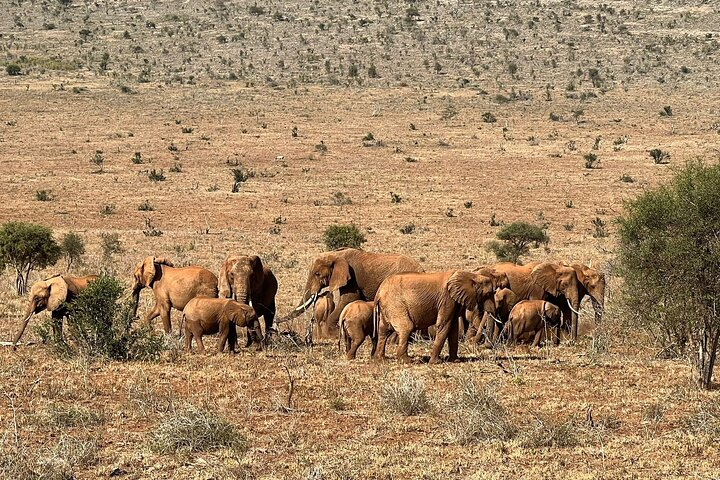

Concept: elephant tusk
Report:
left=566, top=298, right=582, bottom=316
left=489, top=313, right=503, bottom=325
left=294, top=293, right=318, bottom=313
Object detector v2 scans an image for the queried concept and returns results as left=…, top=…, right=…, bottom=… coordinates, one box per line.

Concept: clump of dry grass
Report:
left=520, top=415, right=580, bottom=448
left=0, top=435, right=100, bottom=480
left=685, top=399, right=720, bottom=441
left=33, top=402, right=104, bottom=429
left=440, top=379, right=517, bottom=444
left=380, top=371, right=431, bottom=416
left=149, top=403, right=247, bottom=454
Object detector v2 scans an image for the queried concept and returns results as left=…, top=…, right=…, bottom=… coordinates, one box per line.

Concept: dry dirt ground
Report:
left=1, top=0, right=720, bottom=478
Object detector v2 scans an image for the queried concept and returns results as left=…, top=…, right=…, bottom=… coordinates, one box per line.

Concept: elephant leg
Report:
left=347, top=336, right=364, bottom=360
left=430, top=305, right=456, bottom=364
left=532, top=329, right=542, bottom=348
left=228, top=324, right=237, bottom=353
left=159, top=306, right=172, bottom=334
left=374, top=322, right=392, bottom=362
left=217, top=328, right=229, bottom=354
left=448, top=317, right=460, bottom=362
left=571, top=311, right=579, bottom=342
left=553, top=324, right=561, bottom=346
left=184, top=331, right=192, bottom=352
left=483, top=312, right=496, bottom=348
left=395, top=329, right=413, bottom=363
left=196, top=335, right=206, bottom=355
left=144, top=304, right=161, bottom=328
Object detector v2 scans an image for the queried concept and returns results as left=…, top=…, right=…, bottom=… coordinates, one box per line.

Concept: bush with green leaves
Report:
left=41, top=275, right=166, bottom=360
left=323, top=224, right=366, bottom=251
left=61, top=232, right=85, bottom=272
left=0, top=222, right=62, bottom=294
left=485, top=221, right=549, bottom=263
left=618, top=160, right=720, bottom=389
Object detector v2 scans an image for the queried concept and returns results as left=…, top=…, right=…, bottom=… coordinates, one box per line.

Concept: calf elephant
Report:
left=506, top=300, right=562, bottom=347
left=468, top=287, right=518, bottom=344
left=313, top=292, right=336, bottom=339
left=131, top=257, right=218, bottom=334
left=218, top=255, right=278, bottom=343
left=374, top=270, right=496, bottom=364
left=12, top=274, right=98, bottom=348
left=183, top=297, right=260, bottom=354
left=338, top=300, right=374, bottom=360
left=290, top=247, right=423, bottom=333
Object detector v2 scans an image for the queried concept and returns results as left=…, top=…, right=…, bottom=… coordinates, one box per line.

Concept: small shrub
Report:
left=37, top=403, right=104, bottom=429
left=169, top=163, right=182, bottom=173
left=464, top=201, right=473, bottom=208
left=489, top=213, right=501, bottom=226
left=315, top=142, right=328, bottom=154
left=231, top=167, right=254, bottom=192
left=565, top=200, right=574, bottom=208
left=591, top=217, right=608, bottom=238
left=400, top=223, right=416, bottom=234
left=660, top=105, right=673, bottom=117
left=441, top=380, right=517, bottom=444
left=390, top=192, right=402, bottom=204
left=332, top=191, right=352, bottom=206
left=181, top=127, right=194, bottom=134
left=362, top=132, right=375, bottom=142
left=323, top=224, right=366, bottom=250
left=148, top=169, right=166, bottom=182
left=149, top=403, right=247, bottom=454
left=549, top=112, right=561, bottom=121
left=584, top=153, right=599, bottom=169
left=207, top=184, right=219, bottom=192
left=486, top=221, right=549, bottom=263
left=405, top=156, right=417, bottom=163
left=138, top=200, right=154, bottom=211
left=131, top=152, right=144, bottom=164
left=481, top=112, right=497, bottom=123
left=521, top=416, right=580, bottom=448
left=143, top=218, right=163, bottom=237
left=620, top=173, right=635, bottom=183
left=649, top=149, right=670, bottom=164
left=6, top=63, right=21, bottom=76
left=563, top=222, right=574, bottom=231
left=90, top=151, right=104, bottom=173
left=686, top=400, right=720, bottom=440
left=61, top=231, right=85, bottom=271
left=35, top=190, right=53, bottom=201
left=100, top=204, right=116, bottom=215
left=380, top=371, right=431, bottom=416
left=100, top=233, right=122, bottom=262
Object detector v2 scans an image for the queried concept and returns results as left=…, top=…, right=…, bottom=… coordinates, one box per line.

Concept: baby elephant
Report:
left=338, top=300, right=374, bottom=360
left=506, top=300, right=562, bottom=347
left=183, top=297, right=260, bottom=354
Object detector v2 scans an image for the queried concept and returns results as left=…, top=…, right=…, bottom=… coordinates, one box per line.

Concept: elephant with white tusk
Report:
left=12, top=274, right=99, bottom=348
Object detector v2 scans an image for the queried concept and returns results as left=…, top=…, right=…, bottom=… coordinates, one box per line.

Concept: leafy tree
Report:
left=61, top=231, right=85, bottom=272
left=485, top=221, right=549, bottom=264
left=323, top=224, right=366, bottom=251
left=618, top=161, right=720, bottom=389
left=0, top=222, right=62, bottom=294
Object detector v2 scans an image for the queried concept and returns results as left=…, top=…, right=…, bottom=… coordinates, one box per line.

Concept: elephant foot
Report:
left=428, top=356, right=442, bottom=365
left=398, top=355, right=414, bottom=364
left=449, top=356, right=461, bottom=363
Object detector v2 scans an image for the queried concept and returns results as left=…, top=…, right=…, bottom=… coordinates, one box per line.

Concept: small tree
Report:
left=0, top=222, right=62, bottom=294
left=618, top=161, right=720, bottom=389
left=485, top=221, right=548, bottom=264
left=323, top=224, right=366, bottom=251
left=61, top=231, right=85, bottom=272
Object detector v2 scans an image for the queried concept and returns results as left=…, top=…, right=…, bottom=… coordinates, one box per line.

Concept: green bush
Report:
left=485, top=221, right=548, bottom=263
left=618, top=160, right=720, bottom=389
left=43, top=276, right=166, bottom=360
left=0, top=222, right=62, bottom=294
left=323, top=224, right=366, bottom=250
left=61, top=231, right=85, bottom=271
left=6, top=64, right=21, bottom=76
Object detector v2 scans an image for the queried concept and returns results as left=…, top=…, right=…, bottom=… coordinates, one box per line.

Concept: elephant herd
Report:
left=10, top=248, right=605, bottom=363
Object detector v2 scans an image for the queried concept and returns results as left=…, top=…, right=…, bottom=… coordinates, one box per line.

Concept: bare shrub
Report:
left=34, top=402, right=104, bottom=429
left=441, top=379, right=516, bottom=444
left=521, top=416, right=580, bottom=448
left=149, top=403, right=247, bottom=454
left=686, top=400, right=720, bottom=441
left=0, top=435, right=100, bottom=480
left=380, top=371, right=431, bottom=416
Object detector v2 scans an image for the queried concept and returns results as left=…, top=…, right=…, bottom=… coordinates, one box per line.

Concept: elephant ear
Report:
left=47, top=276, right=69, bottom=311
left=142, top=257, right=157, bottom=287
left=531, top=262, right=561, bottom=296
left=329, top=256, right=351, bottom=291
left=447, top=271, right=477, bottom=310
left=218, top=258, right=233, bottom=298
left=250, top=255, right=264, bottom=279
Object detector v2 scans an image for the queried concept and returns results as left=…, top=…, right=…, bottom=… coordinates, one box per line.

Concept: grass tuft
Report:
left=380, top=371, right=431, bottom=416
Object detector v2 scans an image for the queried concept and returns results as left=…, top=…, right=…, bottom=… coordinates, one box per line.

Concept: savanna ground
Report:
left=1, top=0, right=720, bottom=478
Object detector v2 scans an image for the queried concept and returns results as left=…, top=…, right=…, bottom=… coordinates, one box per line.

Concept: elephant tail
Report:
left=371, top=300, right=380, bottom=351
left=337, top=310, right=345, bottom=354
left=178, top=313, right=186, bottom=339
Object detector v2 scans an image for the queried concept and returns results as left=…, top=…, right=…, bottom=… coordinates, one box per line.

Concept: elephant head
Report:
left=494, top=288, right=518, bottom=321
left=219, top=255, right=264, bottom=304
left=475, top=265, right=510, bottom=291
left=541, top=301, right=562, bottom=325
left=131, top=256, right=173, bottom=315
left=222, top=301, right=260, bottom=329
left=295, top=252, right=351, bottom=312
left=446, top=271, right=497, bottom=316
left=531, top=262, right=582, bottom=339
left=570, top=263, right=606, bottom=324
left=13, top=275, right=69, bottom=346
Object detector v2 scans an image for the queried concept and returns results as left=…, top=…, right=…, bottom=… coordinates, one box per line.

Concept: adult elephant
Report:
left=531, top=262, right=605, bottom=341
left=374, top=270, right=497, bottom=364
left=12, top=274, right=98, bottom=348
left=218, top=255, right=277, bottom=343
left=131, top=256, right=218, bottom=334
left=467, top=287, right=517, bottom=344
left=290, top=248, right=423, bottom=331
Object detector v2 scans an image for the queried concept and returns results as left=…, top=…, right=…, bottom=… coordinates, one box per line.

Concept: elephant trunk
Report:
left=234, top=285, right=249, bottom=305
left=131, top=287, right=142, bottom=317
left=13, top=303, right=35, bottom=346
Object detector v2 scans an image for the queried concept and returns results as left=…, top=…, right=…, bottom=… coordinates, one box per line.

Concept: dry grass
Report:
left=380, top=370, right=432, bottom=416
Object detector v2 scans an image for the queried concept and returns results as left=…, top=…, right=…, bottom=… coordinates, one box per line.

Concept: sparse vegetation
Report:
left=486, top=221, right=549, bottom=263
left=482, top=112, right=497, bottom=123
left=649, top=149, right=670, bottom=164
left=148, top=169, right=166, bottom=182
left=35, top=190, right=52, bottom=201
left=380, top=371, right=431, bottom=416
left=61, top=231, right=85, bottom=272
left=584, top=153, right=599, bottom=169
